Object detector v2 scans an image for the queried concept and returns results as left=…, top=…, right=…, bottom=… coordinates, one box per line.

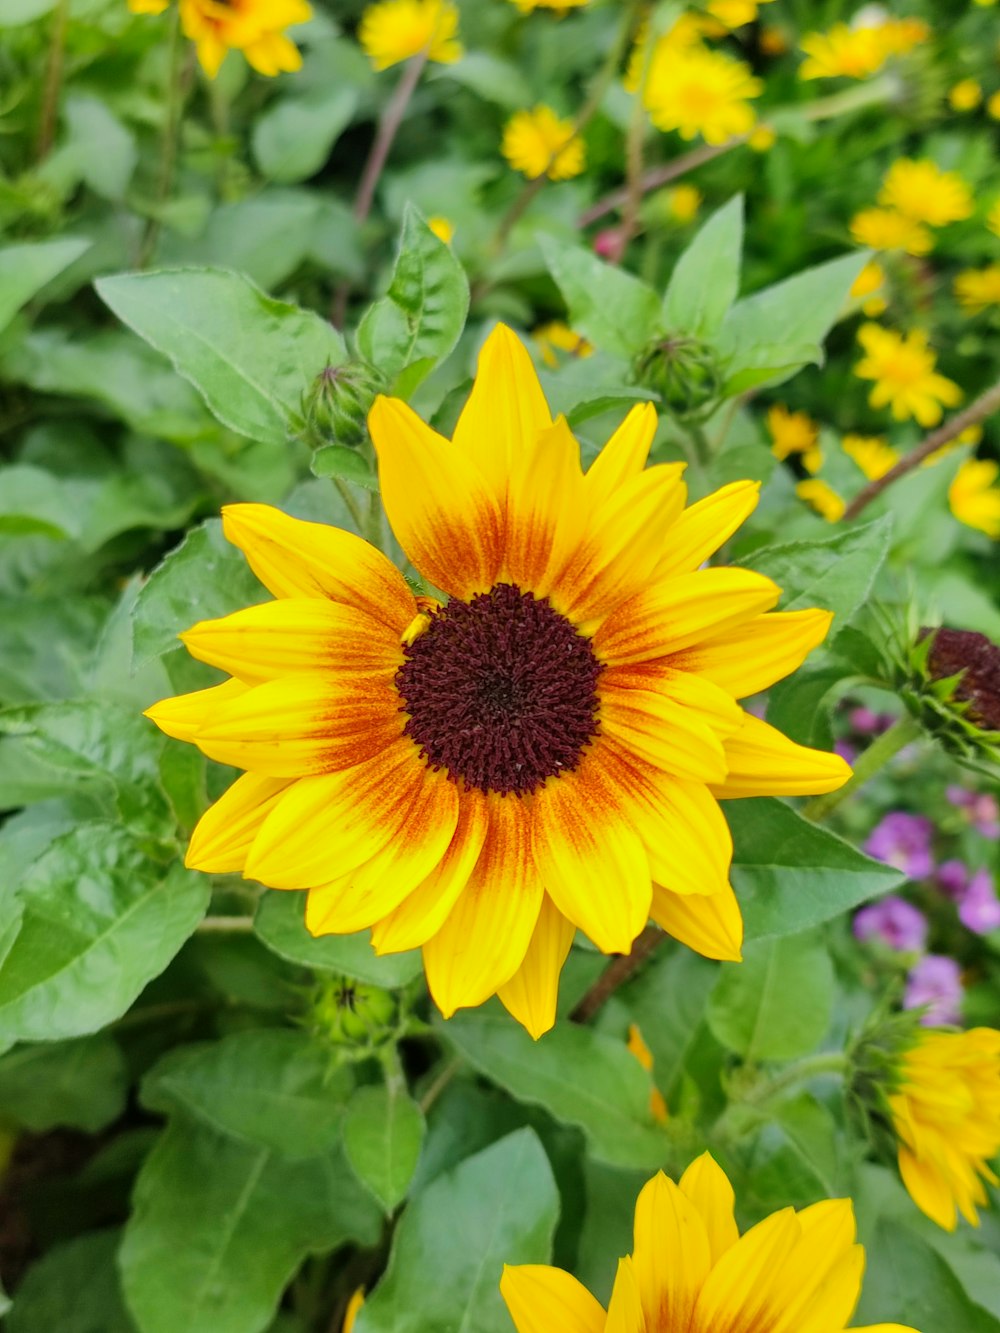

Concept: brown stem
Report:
left=843, top=378, right=1000, bottom=521
left=579, top=140, right=742, bottom=228
left=36, top=0, right=69, bottom=161
left=570, top=925, right=663, bottom=1024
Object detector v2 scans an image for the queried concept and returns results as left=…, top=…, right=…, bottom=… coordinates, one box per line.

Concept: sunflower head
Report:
left=893, top=626, right=1000, bottom=779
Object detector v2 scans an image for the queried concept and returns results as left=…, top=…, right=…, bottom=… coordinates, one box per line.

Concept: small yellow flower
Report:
left=842, top=433, right=900, bottom=481
left=706, top=0, right=774, bottom=28
left=849, top=208, right=933, bottom=256
left=890, top=1028, right=1000, bottom=1229
left=665, top=183, right=702, bottom=223
left=949, top=459, right=1000, bottom=539
left=799, top=24, right=886, bottom=80
left=796, top=478, right=846, bottom=522
left=342, top=1289, right=364, bottom=1333
left=802, top=445, right=824, bottom=474
left=988, top=90, right=1000, bottom=120
left=427, top=215, right=454, bottom=244
left=502, top=105, right=585, bottom=181
left=766, top=403, right=818, bottom=461
left=854, top=324, right=962, bottom=427
left=509, top=0, right=589, bottom=9
left=358, top=0, right=462, bottom=72
left=950, top=78, right=983, bottom=111
left=501, top=1154, right=920, bottom=1332
left=760, top=24, right=788, bottom=56
left=954, top=264, right=1000, bottom=313
left=128, top=0, right=169, bottom=13
left=643, top=41, right=763, bottom=145
left=877, top=16, right=931, bottom=56
left=878, top=158, right=974, bottom=228
left=850, top=258, right=888, bottom=316
left=748, top=124, right=776, bottom=152
left=532, top=321, right=593, bottom=369
left=179, top=0, right=311, bottom=78
left=626, top=1023, right=668, bottom=1124
left=989, top=199, right=1000, bottom=238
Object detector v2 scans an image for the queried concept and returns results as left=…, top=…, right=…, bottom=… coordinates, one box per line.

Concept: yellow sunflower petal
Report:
left=186, top=773, right=293, bottom=873
left=144, top=677, right=248, bottom=742
left=770, top=1202, right=863, bottom=1333
left=583, top=402, right=657, bottom=508
left=650, top=881, right=743, bottom=961
left=631, top=1172, right=711, bottom=1329
left=369, top=394, right=504, bottom=598
left=678, top=608, right=833, bottom=699
left=600, top=685, right=730, bottom=784
left=898, top=1147, right=958, bottom=1231
left=678, top=1153, right=740, bottom=1265
left=656, top=479, right=761, bottom=577
left=497, top=893, right=576, bottom=1039
left=500, top=1265, right=606, bottom=1333
left=503, top=415, right=586, bottom=596
left=220, top=503, right=415, bottom=631
left=604, top=1256, right=645, bottom=1333
left=709, top=713, right=851, bottom=798
left=692, top=1207, right=802, bottom=1328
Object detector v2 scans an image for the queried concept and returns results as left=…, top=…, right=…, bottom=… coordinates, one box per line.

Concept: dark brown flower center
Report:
left=395, top=583, right=602, bottom=796
left=927, top=627, right=1000, bottom=731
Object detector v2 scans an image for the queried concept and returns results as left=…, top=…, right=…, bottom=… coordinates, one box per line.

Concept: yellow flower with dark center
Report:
left=501, top=1153, right=920, bottom=1332
left=176, top=0, right=310, bottom=77
left=949, top=78, right=983, bottom=111
left=799, top=23, right=886, bottom=80
left=851, top=259, right=888, bottom=316
left=949, top=459, right=1000, bottom=539
left=766, top=403, right=818, bottom=460
left=502, top=105, right=585, bottom=180
left=796, top=478, right=846, bottom=522
left=954, top=264, right=1000, bottom=313
left=854, top=324, right=962, bottom=427
left=643, top=41, right=763, bottom=144
left=626, top=1023, right=668, bottom=1123
left=532, top=321, right=593, bottom=369
left=146, top=327, right=849, bottom=1038
left=849, top=208, right=933, bottom=256
left=358, top=0, right=462, bottom=71
left=878, top=159, right=974, bottom=227
left=890, top=1028, right=1000, bottom=1230
left=842, top=434, right=900, bottom=481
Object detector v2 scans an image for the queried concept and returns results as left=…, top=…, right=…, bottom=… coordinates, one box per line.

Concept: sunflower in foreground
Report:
left=146, top=325, right=849, bottom=1037
left=501, top=1153, right=920, bottom=1332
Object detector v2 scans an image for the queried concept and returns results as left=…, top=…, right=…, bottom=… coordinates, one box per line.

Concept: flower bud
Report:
left=633, top=334, right=723, bottom=421
left=298, top=359, right=387, bottom=449
left=897, top=626, right=1000, bottom=778
left=309, top=975, right=398, bottom=1050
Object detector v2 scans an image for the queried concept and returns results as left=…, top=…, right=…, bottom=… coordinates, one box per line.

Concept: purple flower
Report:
left=849, top=707, right=895, bottom=736
left=935, top=859, right=970, bottom=899
left=854, top=896, right=928, bottom=952
left=904, top=955, right=963, bottom=1026
left=835, top=738, right=858, bottom=766
left=946, top=787, right=1000, bottom=839
left=864, top=812, right=935, bottom=880
left=958, top=870, right=1000, bottom=935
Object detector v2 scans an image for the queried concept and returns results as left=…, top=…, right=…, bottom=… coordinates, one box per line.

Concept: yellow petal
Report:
left=679, top=608, right=833, bottom=699
left=600, top=686, right=729, bottom=784
left=144, top=677, right=248, bottom=742
left=583, top=402, right=657, bottom=508
left=678, top=1153, right=740, bottom=1265
left=709, top=713, right=851, bottom=798
left=898, top=1146, right=958, bottom=1231
left=497, top=893, right=576, bottom=1039
left=650, top=881, right=743, bottom=961
left=655, top=480, right=761, bottom=577
left=604, top=1256, right=645, bottom=1333
left=503, top=415, right=586, bottom=596
left=500, top=1264, right=606, bottom=1333
left=631, top=1172, right=711, bottom=1330
left=692, top=1208, right=801, bottom=1329
left=186, top=773, right=293, bottom=873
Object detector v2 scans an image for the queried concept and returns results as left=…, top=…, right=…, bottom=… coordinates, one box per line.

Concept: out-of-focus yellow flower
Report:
left=358, top=0, right=462, bottom=71
left=851, top=258, right=888, bottom=316
left=178, top=0, right=310, bottom=78
left=802, top=445, right=824, bottom=474
left=128, top=0, right=169, bottom=13
left=501, top=105, right=585, bottom=180
left=989, top=199, right=1000, bottom=238
left=767, top=403, right=818, bottom=460
left=849, top=208, right=933, bottom=256
left=427, top=215, right=454, bottom=244
left=532, top=321, right=593, bottom=369
left=950, top=78, right=983, bottom=111
left=706, top=0, right=774, bottom=28
left=643, top=41, right=763, bottom=144
left=954, top=264, right=1000, bottom=313
left=842, top=433, right=900, bottom=480
left=342, top=1289, right=364, bottom=1333
left=949, top=460, right=1000, bottom=538
left=987, top=90, right=1000, bottom=120
left=666, top=183, right=702, bottom=222
left=877, top=16, right=931, bottom=55
left=510, top=0, right=589, bottom=10
left=749, top=124, right=776, bottom=151
left=796, top=479, right=846, bottom=522
left=855, top=324, right=962, bottom=427
left=890, top=1028, right=1000, bottom=1229
left=760, top=24, right=788, bottom=55
left=626, top=1023, right=669, bottom=1124
left=799, top=23, right=885, bottom=80
left=878, top=158, right=974, bottom=228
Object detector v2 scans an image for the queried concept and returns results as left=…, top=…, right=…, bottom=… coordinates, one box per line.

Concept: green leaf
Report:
left=310, top=443, right=378, bottom=488
left=0, top=824, right=209, bottom=1044
left=0, top=238, right=91, bottom=334
left=730, top=798, right=904, bottom=941
left=439, top=1008, right=668, bottom=1169
left=0, top=1034, right=127, bottom=1132
left=436, top=52, right=532, bottom=108
left=0, top=595, right=107, bottom=704
left=132, top=518, right=264, bottom=667
left=355, top=1128, right=558, bottom=1333
left=854, top=1220, right=1000, bottom=1332
left=343, top=1083, right=426, bottom=1212
left=0, top=0, right=57, bottom=24
left=708, top=931, right=834, bottom=1062
left=120, top=1117, right=382, bottom=1333
left=96, top=268, right=347, bottom=445
left=254, top=890, right=424, bottom=988
left=721, top=341, right=823, bottom=396
left=252, top=88, right=357, bottom=183
left=765, top=665, right=860, bottom=749
left=0, top=463, right=81, bottom=539
left=143, top=1028, right=353, bottom=1158
left=8, top=1230, right=135, bottom=1333
left=356, top=204, right=470, bottom=393
left=537, top=234, right=660, bottom=360
left=662, top=195, right=743, bottom=340
left=621, top=949, right=723, bottom=1105
left=37, top=95, right=137, bottom=201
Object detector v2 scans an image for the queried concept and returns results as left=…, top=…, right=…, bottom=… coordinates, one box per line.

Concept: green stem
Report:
left=804, top=713, right=923, bottom=823
left=36, top=0, right=69, bottom=161
left=197, top=914, right=254, bottom=932
left=333, top=477, right=367, bottom=533
left=140, top=7, right=188, bottom=267
left=713, top=1051, right=849, bottom=1144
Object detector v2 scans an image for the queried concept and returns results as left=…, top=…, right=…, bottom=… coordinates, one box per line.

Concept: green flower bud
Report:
left=309, top=975, right=398, bottom=1050
left=299, top=359, right=387, bottom=450
left=632, top=335, right=723, bottom=422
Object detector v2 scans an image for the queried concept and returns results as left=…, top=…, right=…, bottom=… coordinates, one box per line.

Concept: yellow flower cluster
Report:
left=128, top=0, right=311, bottom=77
left=358, top=0, right=462, bottom=71
left=854, top=324, right=961, bottom=427
left=766, top=403, right=820, bottom=469
left=501, top=105, right=585, bottom=180
left=800, top=16, right=929, bottom=80
left=954, top=264, right=1000, bottom=313
left=850, top=158, right=974, bottom=256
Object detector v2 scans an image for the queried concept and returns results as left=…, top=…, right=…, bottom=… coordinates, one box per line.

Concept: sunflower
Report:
left=146, top=326, right=849, bottom=1038
left=501, top=1152, right=920, bottom=1332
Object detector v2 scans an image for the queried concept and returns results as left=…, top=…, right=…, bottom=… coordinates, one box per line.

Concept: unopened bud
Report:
left=633, top=334, right=723, bottom=421
left=299, top=359, right=387, bottom=449
left=310, top=975, right=398, bottom=1049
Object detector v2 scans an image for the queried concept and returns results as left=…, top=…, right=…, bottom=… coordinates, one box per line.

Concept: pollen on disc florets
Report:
left=395, top=582, right=603, bottom=796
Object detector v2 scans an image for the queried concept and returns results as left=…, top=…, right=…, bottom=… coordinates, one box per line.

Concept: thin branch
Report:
left=843, top=378, right=1000, bottom=521
left=36, top=0, right=69, bottom=161
left=579, top=140, right=743, bottom=228
left=570, top=925, right=663, bottom=1024
left=197, top=915, right=255, bottom=933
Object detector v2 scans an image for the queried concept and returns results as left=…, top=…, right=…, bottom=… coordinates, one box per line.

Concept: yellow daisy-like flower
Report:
left=766, top=403, right=818, bottom=461
left=851, top=259, right=888, bottom=316
left=510, top=0, right=590, bottom=10
left=854, top=324, right=962, bottom=427
left=643, top=41, right=763, bottom=144
left=799, top=23, right=886, bottom=80
left=949, top=459, right=1000, bottom=539
left=954, top=264, right=1000, bottom=313
left=749, top=124, right=776, bottom=152
left=532, top=321, right=593, bottom=369
left=949, top=78, right=983, bottom=111
left=427, top=215, right=454, bottom=244
left=501, top=1153, right=920, bottom=1333
left=357, top=0, right=462, bottom=71
left=626, top=1023, right=668, bottom=1124
left=666, top=183, right=702, bottom=223
left=501, top=105, right=585, bottom=181
left=178, top=0, right=310, bottom=77
left=146, top=327, right=849, bottom=1038
left=849, top=208, right=933, bottom=257
left=842, top=434, right=900, bottom=481
left=796, top=478, right=846, bottom=523
left=706, top=0, right=774, bottom=29
left=128, top=0, right=169, bottom=13
left=889, top=1028, right=1000, bottom=1230
left=878, top=158, right=974, bottom=228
